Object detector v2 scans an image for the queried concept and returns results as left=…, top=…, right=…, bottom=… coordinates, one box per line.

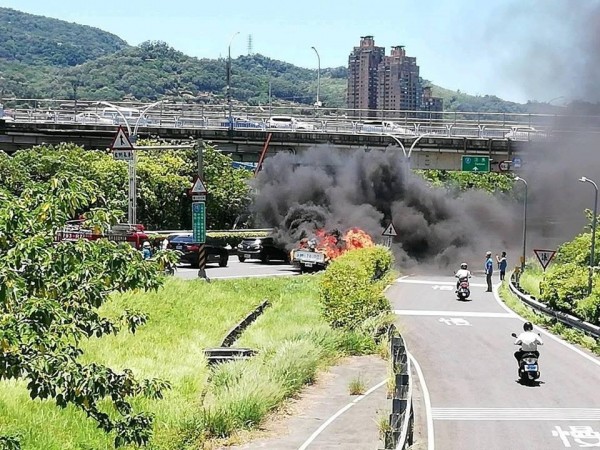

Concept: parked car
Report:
left=267, top=115, right=315, bottom=130
left=237, top=237, right=289, bottom=263
left=359, top=120, right=415, bottom=135
left=166, top=233, right=228, bottom=267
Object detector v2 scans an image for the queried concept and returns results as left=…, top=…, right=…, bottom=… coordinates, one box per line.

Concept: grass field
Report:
left=0, top=275, right=369, bottom=449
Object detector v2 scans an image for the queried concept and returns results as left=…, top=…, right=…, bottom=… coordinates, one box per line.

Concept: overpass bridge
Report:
left=0, top=100, right=554, bottom=170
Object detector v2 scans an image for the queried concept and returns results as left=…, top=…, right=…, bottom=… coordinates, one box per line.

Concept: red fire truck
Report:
left=55, top=220, right=149, bottom=250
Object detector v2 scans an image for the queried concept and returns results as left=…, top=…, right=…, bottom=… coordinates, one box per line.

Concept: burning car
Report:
left=290, top=228, right=374, bottom=273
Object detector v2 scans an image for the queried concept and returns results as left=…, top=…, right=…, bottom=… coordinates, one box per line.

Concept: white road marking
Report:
left=396, top=279, right=487, bottom=288
left=394, top=310, right=514, bottom=318
left=297, top=378, right=387, bottom=450
left=438, top=317, right=472, bottom=326
left=432, top=408, right=600, bottom=421
left=492, top=285, right=600, bottom=368
left=432, top=285, right=454, bottom=290
left=408, top=352, right=435, bottom=450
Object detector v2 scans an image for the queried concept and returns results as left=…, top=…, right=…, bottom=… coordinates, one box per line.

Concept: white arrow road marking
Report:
left=432, top=285, right=454, bottom=290
left=432, top=408, right=600, bottom=421
left=394, top=310, right=514, bottom=318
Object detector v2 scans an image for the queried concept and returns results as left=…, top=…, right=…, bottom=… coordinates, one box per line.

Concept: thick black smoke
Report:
left=250, top=146, right=521, bottom=269
left=485, top=0, right=600, bottom=248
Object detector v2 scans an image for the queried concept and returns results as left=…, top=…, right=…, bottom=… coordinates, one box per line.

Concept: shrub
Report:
left=319, top=246, right=394, bottom=330
left=539, top=262, right=589, bottom=311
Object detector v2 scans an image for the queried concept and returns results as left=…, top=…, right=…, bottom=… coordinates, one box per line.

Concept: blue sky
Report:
left=2, top=0, right=590, bottom=104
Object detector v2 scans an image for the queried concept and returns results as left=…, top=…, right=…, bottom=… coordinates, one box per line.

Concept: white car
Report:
left=504, top=126, right=545, bottom=140
left=359, top=120, right=415, bottom=135
left=267, top=115, right=314, bottom=130
left=75, top=112, right=114, bottom=125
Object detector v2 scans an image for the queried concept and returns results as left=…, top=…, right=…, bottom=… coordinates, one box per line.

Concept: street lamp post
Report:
left=515, top=176, right=528, bottom=273
left=579, top=176, right=599, bottom=295
left=227, top=32, right=240, bottom=130
left=311, top=46, right=321, bottom=108
left=385, top=133, right=429, bottom=178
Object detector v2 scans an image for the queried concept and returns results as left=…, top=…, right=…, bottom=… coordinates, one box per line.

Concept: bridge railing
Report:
left=4, top=98, right=594, bottom=140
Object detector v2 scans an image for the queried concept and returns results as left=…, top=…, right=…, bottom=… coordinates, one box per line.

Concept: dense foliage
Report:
left=0, top=7, right=127, bottom=67
left=319, top=246, right=394, bottom=329
left=539, top=213, right=600, bottom=324
left=417, top=170, right=515, bottom=194
left=0, top=142, right=253, bottom=230
left=0, top=175, right=172, bottom=447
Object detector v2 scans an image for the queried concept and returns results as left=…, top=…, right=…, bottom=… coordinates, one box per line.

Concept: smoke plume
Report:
left=250, top=146, right=521, bottom=269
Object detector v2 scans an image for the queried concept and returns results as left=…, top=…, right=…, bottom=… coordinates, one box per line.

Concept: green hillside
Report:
left=0, top=7, right=128, bottom=67
left=0, top=7, right=530, bottom=112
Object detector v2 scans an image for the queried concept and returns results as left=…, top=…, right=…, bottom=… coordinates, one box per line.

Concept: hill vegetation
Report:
left=0, top=6, right=534, bottom=113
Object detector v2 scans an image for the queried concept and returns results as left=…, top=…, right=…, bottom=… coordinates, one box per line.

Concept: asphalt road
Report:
left=389, top=274, right=600, bottom=450
left=173, top=258, right=299, bottom=280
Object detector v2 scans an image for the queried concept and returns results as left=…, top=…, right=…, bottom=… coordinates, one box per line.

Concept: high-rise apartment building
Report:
left=347, top=36, right=385, bottom=116
left=347, top=37, right=442, bottom=118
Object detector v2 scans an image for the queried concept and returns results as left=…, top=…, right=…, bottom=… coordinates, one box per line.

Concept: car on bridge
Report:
left=504, top=126, right=546, bottom=140
left=219, top=116, right=264, bottom=129
left=358, top=120, right=416, bottom=135
left=166, top=233, right=229, bottom=267
left=75, top=112, right=115, bottom=125
left=267, top=115, right=315, bottom=131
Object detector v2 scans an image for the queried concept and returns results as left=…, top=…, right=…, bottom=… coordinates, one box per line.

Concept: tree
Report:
left=0, top=175, right=171, bottom=448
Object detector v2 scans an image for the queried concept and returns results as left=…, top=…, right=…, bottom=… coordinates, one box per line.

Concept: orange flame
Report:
left=299, top=227, right=374, bottom=260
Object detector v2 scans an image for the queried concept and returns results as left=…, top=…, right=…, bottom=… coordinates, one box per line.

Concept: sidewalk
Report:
left=226, top=355, right=389, bottom=450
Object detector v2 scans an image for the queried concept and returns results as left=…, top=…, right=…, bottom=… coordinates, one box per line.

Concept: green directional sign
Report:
left=192, top=202, right=206, bottom=243
left=461, top=155, right=490, bottom=172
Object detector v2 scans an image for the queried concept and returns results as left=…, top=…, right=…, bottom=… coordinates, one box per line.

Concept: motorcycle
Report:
left=511, top=332, right=541, bottom=384
left=456, top=277, right=470, bottom=300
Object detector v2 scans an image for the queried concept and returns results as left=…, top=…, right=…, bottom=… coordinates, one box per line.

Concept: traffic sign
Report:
left=461, top=155, right=490, bottom=172
left=534, top=249, right=556, bottom=270
left=192, top=194, right=206, bottom=202
left=512, top=157, right=522, bottom=169
left=191, top=177, right=207, bottom=194
left=382, top=222, right=398, bottom=237
left=110, top=126, right=134, bottom=150
left=498, top=160, right=511, bottom=172
left=192, top=202, right=206, bottom=243
left=113, top=150, right=133, bottom=161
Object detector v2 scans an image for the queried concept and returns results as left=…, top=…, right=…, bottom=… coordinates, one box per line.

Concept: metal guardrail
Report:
left=384, top=326, right=414, bottom=449
left=509, top=274, right=600, bottom=338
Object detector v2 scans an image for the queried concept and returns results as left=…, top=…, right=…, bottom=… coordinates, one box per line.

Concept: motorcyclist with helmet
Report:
left=455, top=262, right=472, bottom=292
left=514, top=321, right=543, bottom=363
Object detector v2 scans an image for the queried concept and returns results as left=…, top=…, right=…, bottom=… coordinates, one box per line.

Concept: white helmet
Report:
left=460, top=262, right=468, bottom=269
left=143, top=241, right=151, bottom=248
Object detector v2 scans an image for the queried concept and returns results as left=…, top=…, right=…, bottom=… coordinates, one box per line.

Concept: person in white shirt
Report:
left=514, top=322, right=543, bottom=363
left=455, top=262, right=471, bottom=291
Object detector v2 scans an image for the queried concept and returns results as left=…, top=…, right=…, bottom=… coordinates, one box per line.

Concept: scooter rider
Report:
left=455, top=262, right=471, bottom=292
left=514, top=322, right=543, bottom=363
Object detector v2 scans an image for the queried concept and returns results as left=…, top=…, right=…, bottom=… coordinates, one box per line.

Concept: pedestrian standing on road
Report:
left=496, top=251, right=507, bottom=281
left=485, top=251, right=494, bottom=292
